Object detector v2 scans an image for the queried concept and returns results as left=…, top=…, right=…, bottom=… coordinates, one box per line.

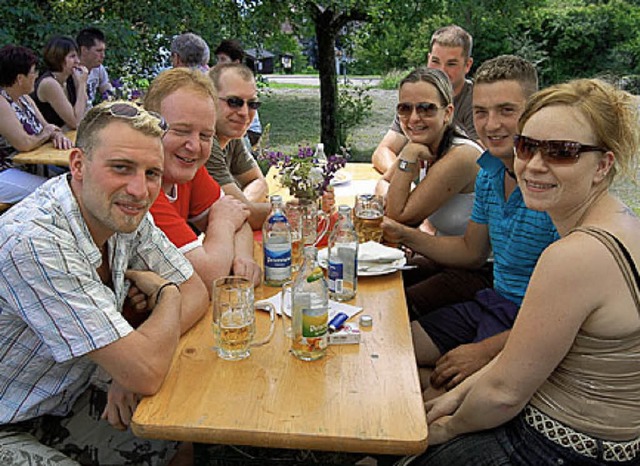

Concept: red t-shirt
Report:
left=150, top=166, right=222, bottom=251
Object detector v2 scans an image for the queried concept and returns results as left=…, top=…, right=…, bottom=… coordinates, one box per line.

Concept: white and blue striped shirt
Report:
left=0, top=175, right=193, bottom=423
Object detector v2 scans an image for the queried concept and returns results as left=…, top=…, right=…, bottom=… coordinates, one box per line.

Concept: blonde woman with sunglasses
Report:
left=409, top=79, right=640, bottom=465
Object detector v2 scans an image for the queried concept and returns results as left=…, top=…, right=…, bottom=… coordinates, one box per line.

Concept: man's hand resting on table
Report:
left=233, top=255, right=262, bottom=287
left=430, top=341, right=493, bottom=390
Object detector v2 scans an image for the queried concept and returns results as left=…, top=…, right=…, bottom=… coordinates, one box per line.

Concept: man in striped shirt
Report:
left=0, top=101, right=208, bottom=465
left=382, top=56, right=559, bottom=395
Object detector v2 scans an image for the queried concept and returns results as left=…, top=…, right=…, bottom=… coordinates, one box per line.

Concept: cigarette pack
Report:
left=328, top=322, right=361, bottom=345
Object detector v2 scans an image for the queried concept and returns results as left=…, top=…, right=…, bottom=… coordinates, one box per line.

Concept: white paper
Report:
left=256, top=292, right=363, bottom=319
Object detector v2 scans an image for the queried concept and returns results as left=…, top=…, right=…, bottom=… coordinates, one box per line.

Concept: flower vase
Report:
left=290, top=197, right=328, bottom=247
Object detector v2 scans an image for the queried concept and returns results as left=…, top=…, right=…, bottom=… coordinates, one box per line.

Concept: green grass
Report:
left=264, top=82, right=319, bottom=90
left=259, top=86, right=394, bottom=163
left=260, top=93, right=321, bottom=155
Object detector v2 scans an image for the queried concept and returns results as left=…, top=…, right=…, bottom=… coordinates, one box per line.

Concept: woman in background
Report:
left=31, top=36, right=88, bottom=129
left=0, top=44, right=72, bottom=203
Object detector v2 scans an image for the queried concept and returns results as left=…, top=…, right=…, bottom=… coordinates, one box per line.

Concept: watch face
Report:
left=399, top=159, right=412, bottom=172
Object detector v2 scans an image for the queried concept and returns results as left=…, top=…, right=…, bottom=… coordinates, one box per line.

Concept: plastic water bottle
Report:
left=263, top=195, right=292, bottom=286
left=291, top=246, right=328, bottom=361
left=328, top=205, right=358, bottom=301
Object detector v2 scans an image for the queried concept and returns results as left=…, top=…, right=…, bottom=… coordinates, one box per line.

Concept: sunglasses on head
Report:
left=219, top=96, right=262, bottom=110
left=107, top=102, right=169, bottom=132
left=396, top=102, right=443, bottom=119
left=513, top=134, right=607, bottom=165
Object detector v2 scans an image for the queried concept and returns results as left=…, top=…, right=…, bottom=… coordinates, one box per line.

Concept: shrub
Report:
left=378, top=69, right=409, bottom=90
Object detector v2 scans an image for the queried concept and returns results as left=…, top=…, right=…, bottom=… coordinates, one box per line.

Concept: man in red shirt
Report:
left=145, top=68, right=261, bottom=290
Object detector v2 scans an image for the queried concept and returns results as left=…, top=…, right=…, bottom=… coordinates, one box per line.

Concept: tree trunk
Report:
left=315, top=14, right=339, bottom=155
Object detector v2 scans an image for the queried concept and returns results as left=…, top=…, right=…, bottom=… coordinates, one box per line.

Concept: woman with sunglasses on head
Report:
left=380, top=67, right=491, bottom=317
left=0, top=44, right=73, bottom=203
left=31, top=36, right=89, bottom=130
left=410, top=78, right=640, bottom=465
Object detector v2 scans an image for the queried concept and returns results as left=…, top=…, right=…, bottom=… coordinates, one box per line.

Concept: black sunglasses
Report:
left=514, top=135, right=607, bottom=165
left=219, top=96, right=262, bottom=110
left=396, top=102, right=443, bottom=119
left=108, top=102, right=169, bottom=132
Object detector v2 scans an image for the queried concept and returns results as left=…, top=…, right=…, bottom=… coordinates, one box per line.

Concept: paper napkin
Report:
left=256, top=292, right=363, bottom=320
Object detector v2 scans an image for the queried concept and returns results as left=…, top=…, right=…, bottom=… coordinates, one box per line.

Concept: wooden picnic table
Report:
left=12, top=130, right=76, bottom=167
left=131, top=162, right=428, bottom=455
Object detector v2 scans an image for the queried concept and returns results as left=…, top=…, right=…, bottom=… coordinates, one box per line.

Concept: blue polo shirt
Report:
left=471, top=151, right=559, bottom=305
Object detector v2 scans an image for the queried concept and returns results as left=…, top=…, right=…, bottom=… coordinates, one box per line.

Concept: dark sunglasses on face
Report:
left=513, top=134, right=607, bottom=165
left=108, top=102, right=169, bottom=132
left=396, top=102, right=443, bottom=119
left=219, top=96, right=262, bottom=110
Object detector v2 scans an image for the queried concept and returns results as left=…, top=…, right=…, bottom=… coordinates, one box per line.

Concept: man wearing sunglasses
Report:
left=206, top=62, right=270, bottom=229
left=372, top=24, right=477, bottom=175
left=383, top=56, right=559, bottom=395
left=145, top=67, right=262, bottom=292
left=0, top=101, right=208, bottom=465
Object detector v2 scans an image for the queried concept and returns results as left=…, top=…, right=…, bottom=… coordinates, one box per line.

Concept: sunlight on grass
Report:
left=260, top=94, right=321, bottom=155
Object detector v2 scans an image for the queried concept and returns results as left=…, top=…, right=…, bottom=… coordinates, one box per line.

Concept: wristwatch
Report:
left=398, top=158, right=416, bottom=172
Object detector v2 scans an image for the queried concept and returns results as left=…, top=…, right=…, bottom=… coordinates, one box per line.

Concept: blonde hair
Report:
left=76, top=100, right=165, bottom=157
left=518, top=78, right=640, bottom=183
left=208, top=62, right=255, bottom=90
left=144, top=67, right=216, bottom=113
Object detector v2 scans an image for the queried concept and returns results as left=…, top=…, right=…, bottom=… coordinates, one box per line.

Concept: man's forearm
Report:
left=176, top=275, right=209, bottom=335
left=400, top=227, right=481, bottom=268
left=234, top=222, right=255, bottom=259
left=372, top=147, right=398, bottom=174
left=243, top=178, right=269, bottom=203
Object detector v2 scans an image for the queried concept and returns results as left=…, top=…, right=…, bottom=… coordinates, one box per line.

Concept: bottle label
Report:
left=268, top=213, right=287, bottom=225
left=328, top=261, right=343, bottom=293
left=264, top=244, right=292, bottom=281
left=302, top=308, right=328, bottom=337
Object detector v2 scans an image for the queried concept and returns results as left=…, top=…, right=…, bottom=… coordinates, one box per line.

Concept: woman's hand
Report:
left=428, top=416, right=456, bottom=446
left=401, top=142, right=435, bottom=164
left=425, top=389, right=463, bottom=423
left=381, top=216, right=407, bottom=244
left=50, top=129, right=73, bottom=150
left=72, top=65, right=89, bottom=88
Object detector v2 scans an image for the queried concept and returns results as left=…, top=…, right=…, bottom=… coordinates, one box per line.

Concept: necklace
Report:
left=505, top=168, right=517, bottom=179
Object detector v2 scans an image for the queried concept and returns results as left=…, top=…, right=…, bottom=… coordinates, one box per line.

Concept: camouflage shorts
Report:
left=0, top=386, right=178, bottom=466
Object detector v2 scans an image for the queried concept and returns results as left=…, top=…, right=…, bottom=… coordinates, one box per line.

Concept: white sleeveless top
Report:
left=421, top=137, right=482, bottom=236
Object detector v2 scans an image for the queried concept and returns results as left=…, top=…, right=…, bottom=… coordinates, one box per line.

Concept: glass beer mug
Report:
left=211, top=276, right=276, bottom=361
left=354, top=194, right=384, bottom=243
